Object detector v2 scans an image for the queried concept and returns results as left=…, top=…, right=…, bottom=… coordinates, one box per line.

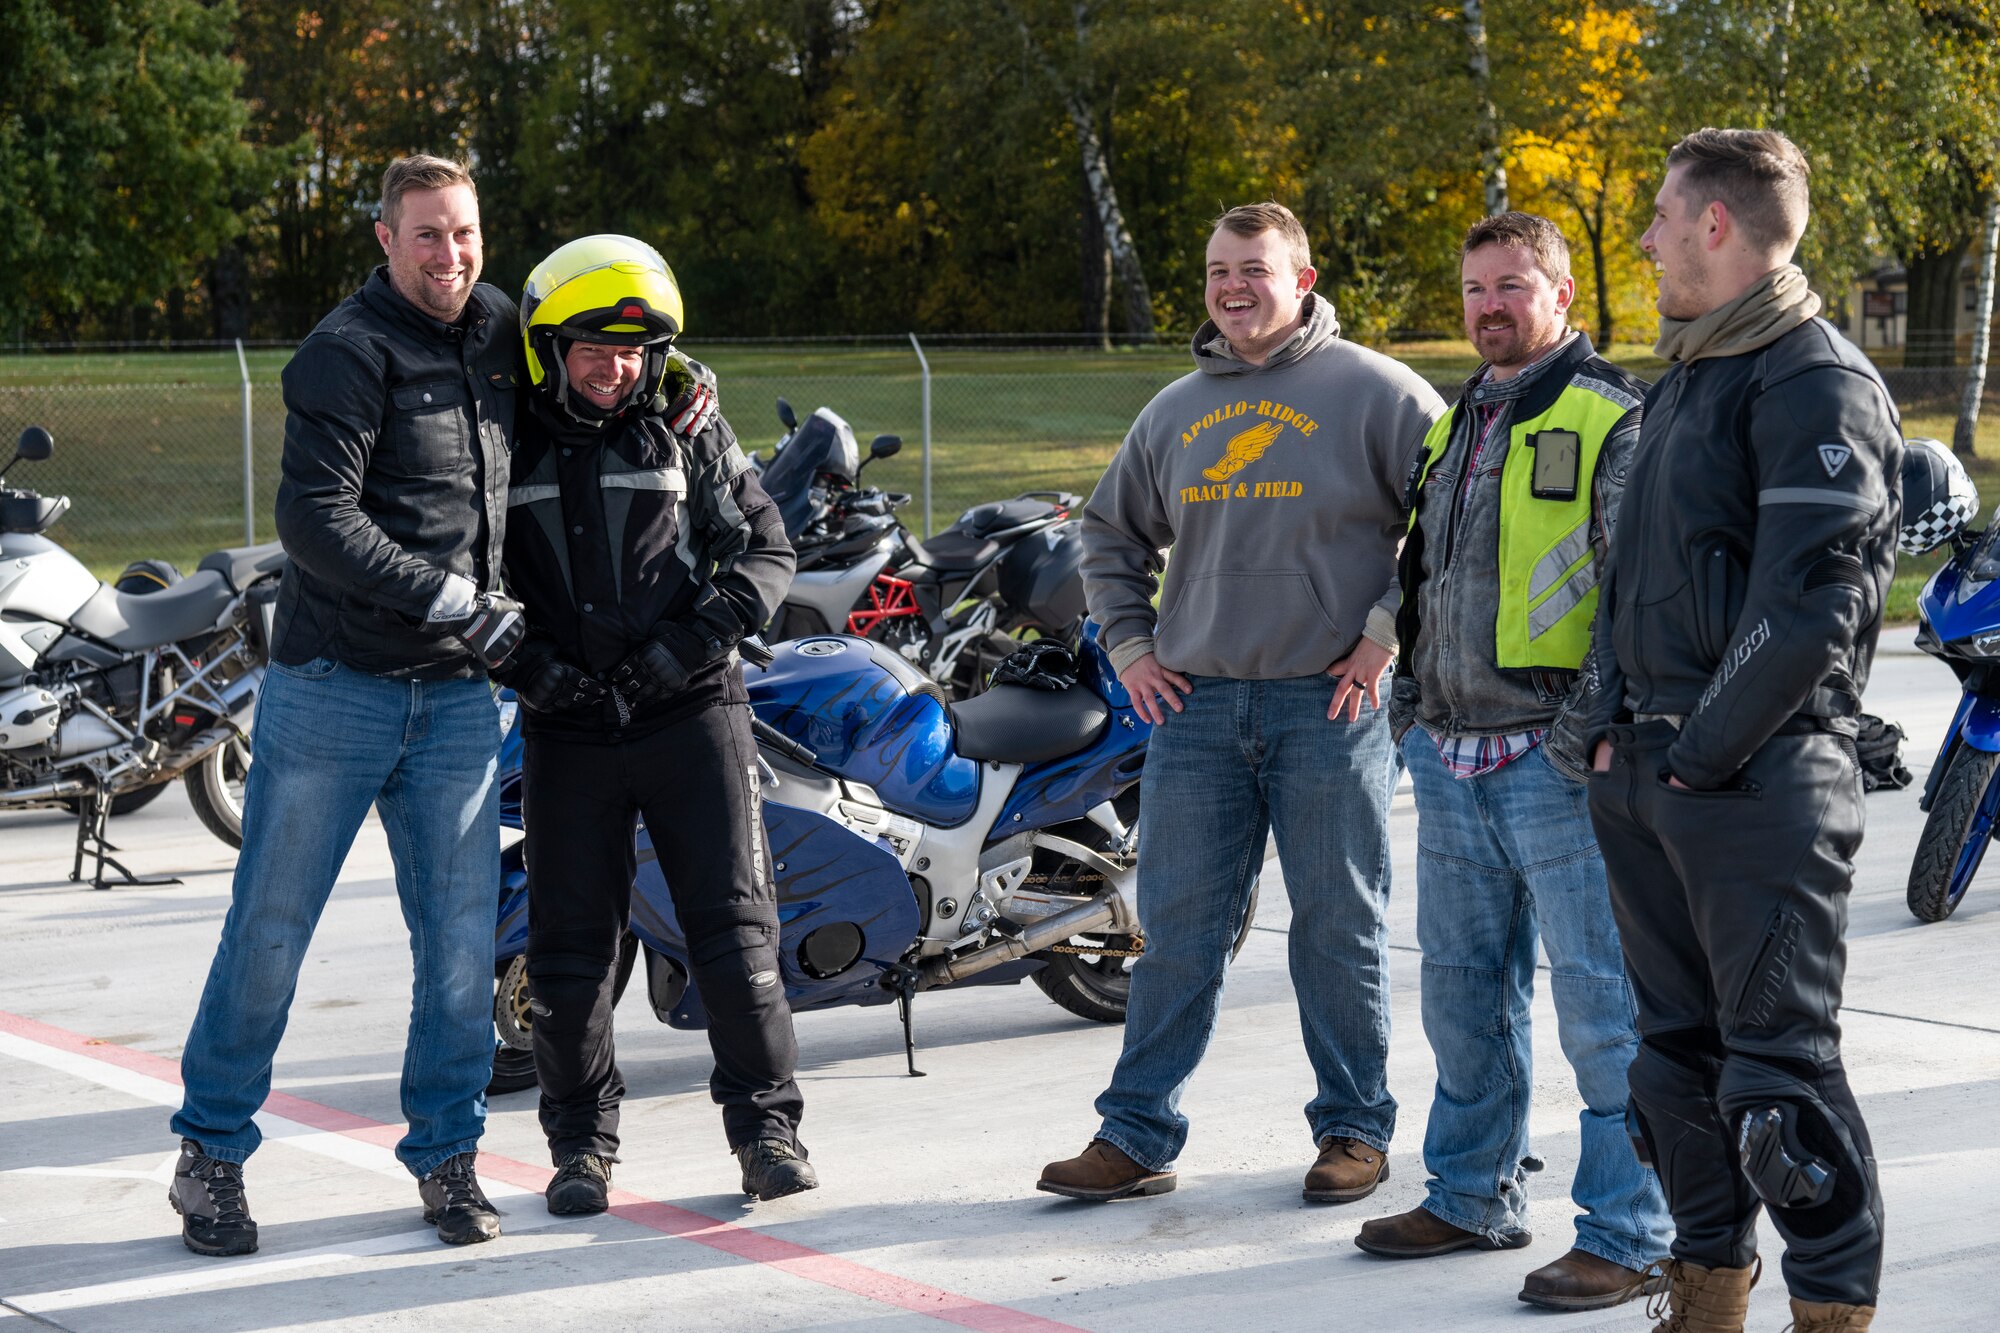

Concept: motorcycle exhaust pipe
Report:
left=917, top=890, right=1120, bottom=990
left=0, top=776, right=91, bottom=808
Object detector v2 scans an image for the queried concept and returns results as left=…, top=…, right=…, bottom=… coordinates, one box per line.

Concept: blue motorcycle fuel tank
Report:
left=746, top=636, right=983, bottom=828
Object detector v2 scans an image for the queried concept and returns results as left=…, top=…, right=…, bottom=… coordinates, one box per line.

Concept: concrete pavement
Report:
left=1, top=642, right=1995, bottom=1331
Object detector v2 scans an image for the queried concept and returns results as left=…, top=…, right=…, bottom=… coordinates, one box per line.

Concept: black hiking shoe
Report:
left=736, top=1138, right=819, bottom=1201
left=546, top=1151, right=614, bottom=1215
left=169, top=1138, right=258, bottom=1256
left=418, top=1152, right=502, bottom=1244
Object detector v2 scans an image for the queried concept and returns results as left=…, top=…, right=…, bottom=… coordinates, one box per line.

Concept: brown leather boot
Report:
left=1786, top=1299, right=1876, bottom=1332
left=1302, top=1136, right=1389, bottom=1203
left=1354, top=1205, right=1530, bottom=1258
left=1518, top=1247, right=1666, bottom=1310
left=1644, top=1257, right=1760, bottom=1333
left=1036, top=1141, right=1176, bottom=1201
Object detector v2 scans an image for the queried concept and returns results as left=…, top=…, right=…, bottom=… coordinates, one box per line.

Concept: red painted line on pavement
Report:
left=0, top=1008, right=1083, bottom=1333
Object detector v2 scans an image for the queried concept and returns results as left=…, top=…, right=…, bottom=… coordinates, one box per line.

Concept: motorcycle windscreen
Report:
left=760, top=409, right=861, bottom=539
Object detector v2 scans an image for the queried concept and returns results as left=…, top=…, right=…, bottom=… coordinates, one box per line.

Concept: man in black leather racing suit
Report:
left=498, top=234, right=813, bottom=1211
left=1582, top=129, right=1897, bottom=1333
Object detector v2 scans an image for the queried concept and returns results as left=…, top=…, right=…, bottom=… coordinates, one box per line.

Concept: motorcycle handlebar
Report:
left=751, top=715, right=819, bottom=768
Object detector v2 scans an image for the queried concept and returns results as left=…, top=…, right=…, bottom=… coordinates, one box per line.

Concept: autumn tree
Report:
left=0, top=0, right=272, bottom=340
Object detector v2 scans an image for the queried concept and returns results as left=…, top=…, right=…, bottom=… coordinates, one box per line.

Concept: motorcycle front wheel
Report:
left=185, top=734, right=250, bottom=849
left=1033, top=876, right=1261, bottom=1023
left=1907, top=743, right=2000, bottom=922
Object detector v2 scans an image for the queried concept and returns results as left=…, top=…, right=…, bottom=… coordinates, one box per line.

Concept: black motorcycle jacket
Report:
left=272, top=268, right=517, bottom=677
left=500, top=395, right=793, bottom=739
left=1583, top=317, right=1901, bottom=790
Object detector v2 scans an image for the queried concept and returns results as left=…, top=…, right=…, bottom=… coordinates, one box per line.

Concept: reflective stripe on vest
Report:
left=1412, top=380, right=1632, bottom=670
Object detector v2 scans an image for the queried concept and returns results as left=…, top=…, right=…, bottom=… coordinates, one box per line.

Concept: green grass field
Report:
left=0, top=342, right=1986, bottom=630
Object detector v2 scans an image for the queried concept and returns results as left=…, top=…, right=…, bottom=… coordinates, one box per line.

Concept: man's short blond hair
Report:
left=1461, top=211, right=1571, bottom=282
left=1665, top=128, right=1810, bottom=254
left=380, top=155, right=477, bottom=233
left=1211, top=201, right=1312, bottom=274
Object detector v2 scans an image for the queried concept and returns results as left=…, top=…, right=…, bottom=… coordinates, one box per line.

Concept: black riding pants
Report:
left=521, top=703, right=802, bottom=1161
left=1587, top=721, right=1883, bottom=1306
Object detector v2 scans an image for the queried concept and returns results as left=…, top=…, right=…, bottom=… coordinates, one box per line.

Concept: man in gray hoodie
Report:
left=1038, top=201, right=1445, bottom=1204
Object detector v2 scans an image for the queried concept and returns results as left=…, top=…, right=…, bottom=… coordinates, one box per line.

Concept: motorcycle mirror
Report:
left=14, top=426, right=52, bottom=461
left=869, top=434, right=903, bottom=460
left=0, top=425, right=52, bottom=483
left=776, top=397, right=797, bottom=430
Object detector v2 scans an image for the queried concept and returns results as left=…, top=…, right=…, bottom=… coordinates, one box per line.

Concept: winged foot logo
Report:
left=1177, top=398, right=1317, bottom=503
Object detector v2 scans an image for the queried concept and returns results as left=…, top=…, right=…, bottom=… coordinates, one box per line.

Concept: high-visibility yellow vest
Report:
left=1412, top=382, right=1634, bottom=669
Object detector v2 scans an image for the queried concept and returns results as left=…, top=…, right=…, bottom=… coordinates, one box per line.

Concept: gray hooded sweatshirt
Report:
left=1082, top=293, right=1446, bottom=680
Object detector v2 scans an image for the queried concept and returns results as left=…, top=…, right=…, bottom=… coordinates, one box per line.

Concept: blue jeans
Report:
left=1402, top=733, right=1671, bottom=1269
left=1094, top=675, right=1397, bottom=1171
left=172, top=656, right=502, bottom=1177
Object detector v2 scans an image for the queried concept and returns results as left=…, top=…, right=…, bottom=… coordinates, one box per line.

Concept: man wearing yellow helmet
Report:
left=498, top=234, right=810, bottom=1211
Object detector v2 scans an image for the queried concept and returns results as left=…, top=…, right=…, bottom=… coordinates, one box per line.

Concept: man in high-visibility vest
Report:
left=1361, top=211, right=1671, bottom=1313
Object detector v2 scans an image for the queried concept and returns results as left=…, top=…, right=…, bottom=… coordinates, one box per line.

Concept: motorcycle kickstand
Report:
left=886, top=967, right=926, bottom=1078
left=70, top=785, right=180, bottom=892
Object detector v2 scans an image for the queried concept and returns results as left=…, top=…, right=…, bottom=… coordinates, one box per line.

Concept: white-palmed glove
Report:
left=659, top=355, right=719, bottom=438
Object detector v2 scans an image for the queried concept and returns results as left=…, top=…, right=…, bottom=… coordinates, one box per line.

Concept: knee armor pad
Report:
left=525, top=951, right=616, bottom=1022
left=1717, top=1056, right=1877, bottom=1245
left=687, top=919, right=782, bottom=994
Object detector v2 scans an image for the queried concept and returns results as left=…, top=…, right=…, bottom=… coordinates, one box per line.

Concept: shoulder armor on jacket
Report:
left=1573, top=354, right=1650, bottom=411
left=1756, top=317, right=1875, bottom=388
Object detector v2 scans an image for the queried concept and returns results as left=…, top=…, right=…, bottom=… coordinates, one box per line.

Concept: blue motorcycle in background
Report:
left=1908, top=437, right=1993, bottom=922
left=488, top=626, right=1259, bottom=1090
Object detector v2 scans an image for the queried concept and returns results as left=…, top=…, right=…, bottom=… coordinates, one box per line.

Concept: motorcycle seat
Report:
left=197, top=541, right=286, bottom=593
left=910, top=529, right=1001, bottom=573
left=955, top=498, right=1058, bottom=538
left=68, top=571, right=236, bottom=651
left=949, top=682, right=1108, bottom=764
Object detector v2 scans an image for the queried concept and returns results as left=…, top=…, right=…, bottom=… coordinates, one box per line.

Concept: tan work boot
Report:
left=1786, top=1299, right=1876, bottom=1332
left=1036, top=1140, right=1176, bottom=1201
left=1644, top=1257, right=1760, bottom=1333
left=1302, top=1136, right=1388, bottom=1203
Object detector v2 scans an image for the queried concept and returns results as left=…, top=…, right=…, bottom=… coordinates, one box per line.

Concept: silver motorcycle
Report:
left=0, top=427, right=281, bottom=887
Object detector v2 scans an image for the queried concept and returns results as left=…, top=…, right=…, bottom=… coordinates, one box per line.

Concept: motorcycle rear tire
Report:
left=185, top=735, right=250, bottom=849
left=1033, top=877, right=1261, bottom=1023
left=1907, top=743, right=2000, bottom=923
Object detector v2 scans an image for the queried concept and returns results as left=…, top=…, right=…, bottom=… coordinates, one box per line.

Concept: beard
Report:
left=1470, top=320, right=1535, bottom=367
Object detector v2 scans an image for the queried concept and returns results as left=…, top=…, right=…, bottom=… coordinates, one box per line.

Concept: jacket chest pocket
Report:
left=389, top=379, right=470, bottom=476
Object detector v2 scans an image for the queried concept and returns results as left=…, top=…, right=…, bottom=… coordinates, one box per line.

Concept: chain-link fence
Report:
left=6, top=340, right=1999, bottom=580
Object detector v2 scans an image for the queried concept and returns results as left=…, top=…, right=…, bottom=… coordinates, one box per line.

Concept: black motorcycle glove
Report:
left=451, top=593, right=526, bottom=672
left=608, top=622, right=719, bottom=705
left=514, top=650, right=612, bottom=715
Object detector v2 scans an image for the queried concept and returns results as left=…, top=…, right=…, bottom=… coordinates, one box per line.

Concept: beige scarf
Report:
left=1653, top=264, right=1822, bottom=364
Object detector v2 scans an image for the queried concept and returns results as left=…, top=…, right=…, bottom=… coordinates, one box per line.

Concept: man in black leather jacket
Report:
left=171, top=156, right=526, bottom=1256
left=1583, top=129, right=1897, bottom=1333
left=496, top=235, right=809, bottom=1213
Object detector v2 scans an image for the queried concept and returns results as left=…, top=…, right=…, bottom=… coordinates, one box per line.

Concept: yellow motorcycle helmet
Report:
left=520, top=234, right=685, bottom=420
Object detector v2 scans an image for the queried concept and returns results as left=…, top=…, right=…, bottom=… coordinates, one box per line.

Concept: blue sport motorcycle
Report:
left=1911, top=523, right=2000, bottom=921
left=489, top=627, right=1258, bottom=1086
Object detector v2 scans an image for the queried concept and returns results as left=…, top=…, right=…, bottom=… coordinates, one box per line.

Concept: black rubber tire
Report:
left=63, top=782, right=171, bottom=818
left=185, top=736, right=249, bottom=849
left=1033, top=877, right=1260, bottom=1023
left=487, top=931, right=641, bottom=1091
left=1907, top=744, right=2000, bottom=922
